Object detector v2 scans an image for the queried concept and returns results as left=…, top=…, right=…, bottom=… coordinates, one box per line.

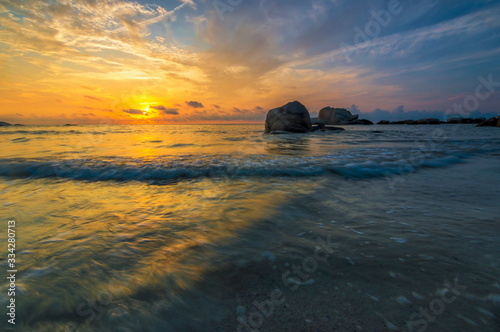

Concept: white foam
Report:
left=391, top=237, right=408, bottom=244
left=396, top=296, right=411, bottom=305
left=385, top=319, right=399, bottom=331
left=412, top=292, right=426, bottom=300
left=456, top=314, right=478, bottom=326
left=261, top=251, right=276, bottom=262
left=475, top=307, right=494, bottom=318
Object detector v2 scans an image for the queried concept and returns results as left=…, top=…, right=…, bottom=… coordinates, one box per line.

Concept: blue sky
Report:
left=0, top=0, right=499, bottom=123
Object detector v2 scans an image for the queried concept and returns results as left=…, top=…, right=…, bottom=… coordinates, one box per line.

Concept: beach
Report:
left=0, top=124, right=499, bottom=331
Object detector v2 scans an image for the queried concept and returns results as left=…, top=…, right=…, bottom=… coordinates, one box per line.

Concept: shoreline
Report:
left=2, top=128, right=499, bottom=331
left=169, top=156, right=500, bottom=331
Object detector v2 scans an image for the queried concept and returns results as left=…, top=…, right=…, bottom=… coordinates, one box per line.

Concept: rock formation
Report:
left=416, top=118, right=441, bottom=125
left=476, top=116, right=500, bottom=127
left=377, top=119, right=442, bottom=125
left=318, top=107, right=373, bottom=125
left=265, top=101, right=313, bottom=133
left=447, top=117, right=482, bottom=124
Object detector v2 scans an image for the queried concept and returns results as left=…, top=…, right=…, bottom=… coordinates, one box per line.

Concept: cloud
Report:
left=162, top=109, right=179, bottom=115
left=1, top=0, right=500, bottom=124
left=123, top=108, right=144, bottom=115
left=150, top=105, right=179, bottom=114
left=84, top=95, right=102, bottom=101
left=186, top=101, right=204, bottom=108
left=177, top=105, right=267, bottom=122
left=0, top=0, right=200, bottom=84
left=150, top=105, right=167, bottom=111
left=348, top=104, right=361, bottom=114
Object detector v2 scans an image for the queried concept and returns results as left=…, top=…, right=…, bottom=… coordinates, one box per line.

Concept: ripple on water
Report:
left=390, top=237, right=408, bottom=244
left=22, top=267, right=53, bottom=280
left=11, top=137, right=30, bottom=143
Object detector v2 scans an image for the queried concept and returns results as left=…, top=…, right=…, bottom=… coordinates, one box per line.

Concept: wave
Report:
left=11, top=137, right=30, bottom=143
left=0, top=149, right=489, bottom=183
left=0, top=129, right=109, bottom=136
left=0, top=130, right=63, bottom=135
left=165, top=143, right=197, bottom=148
left=326, top=155, right=464, bottom=179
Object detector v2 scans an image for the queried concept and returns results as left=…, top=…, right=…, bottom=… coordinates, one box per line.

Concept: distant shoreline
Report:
left=2, top=116, right=499, bottom=127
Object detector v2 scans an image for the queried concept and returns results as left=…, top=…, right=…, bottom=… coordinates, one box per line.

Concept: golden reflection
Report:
left=1, top=165, right=319, bottom=329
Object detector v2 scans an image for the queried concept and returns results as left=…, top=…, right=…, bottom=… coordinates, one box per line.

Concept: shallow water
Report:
left=0, top=124, right=499, bottom=331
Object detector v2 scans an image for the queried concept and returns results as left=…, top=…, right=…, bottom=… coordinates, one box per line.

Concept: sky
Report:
left=0, top=0, right=499, bottom=124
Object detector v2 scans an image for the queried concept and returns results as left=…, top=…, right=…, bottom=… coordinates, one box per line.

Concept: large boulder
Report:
left=318, top=107, right=373, bottom=125
left=476, top=115, right=500, bottom=127
left=265, top=101, right=313, bottom=133
left=319, top=107, right=358, bottom=125
left=0, top=121, right=12, bottom=126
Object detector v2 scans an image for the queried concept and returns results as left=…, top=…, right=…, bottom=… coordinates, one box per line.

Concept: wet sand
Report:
left=4, top=126, right=499, bottom=332
left=162, top=156, right=500, bottom=332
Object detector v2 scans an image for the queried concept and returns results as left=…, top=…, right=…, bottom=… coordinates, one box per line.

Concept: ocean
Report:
left=1, top=124, right=499, bottom=331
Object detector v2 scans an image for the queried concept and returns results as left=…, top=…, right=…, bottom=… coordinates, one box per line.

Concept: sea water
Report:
left=0, top=124, right=499, bottom=331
